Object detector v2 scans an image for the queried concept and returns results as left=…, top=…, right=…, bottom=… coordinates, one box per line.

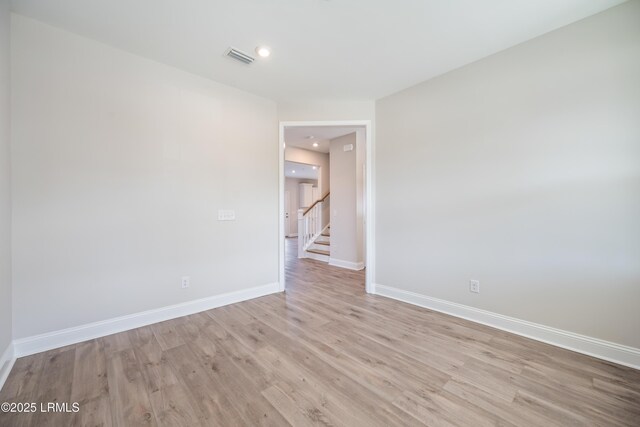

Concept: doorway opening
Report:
left=278, top=121, right=374, bottom=294
left=284, top=160, right=321, bottom=239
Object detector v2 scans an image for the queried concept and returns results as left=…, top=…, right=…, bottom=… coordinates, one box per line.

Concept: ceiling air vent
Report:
left=226, top=47, right=255, bottom=65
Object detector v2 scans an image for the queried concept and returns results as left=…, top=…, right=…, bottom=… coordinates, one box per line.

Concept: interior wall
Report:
left=0, top=0, right=12, bottom=359
left=284, top=147, right=329, bottom=196
left=376, top=1, right=640, bottom=348
left=330, top=133, right=363, bottom=267
left=11, top=15, right=279, bottom=339
left=278, top=99, right=375, bottom=123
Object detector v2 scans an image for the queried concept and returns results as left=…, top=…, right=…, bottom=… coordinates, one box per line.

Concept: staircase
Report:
left=298, top=192, right=331, bottom=262
left=305, top=225, right=330, bottom=262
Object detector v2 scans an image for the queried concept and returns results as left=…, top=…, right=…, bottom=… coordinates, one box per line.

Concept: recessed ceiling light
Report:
left=312, top=166, right=317, bottom=170
left=312, top=142, right=319, bottom=147
left=256, top=46, right=271, bottom=58
left=291, top=170, right=296, bottom=174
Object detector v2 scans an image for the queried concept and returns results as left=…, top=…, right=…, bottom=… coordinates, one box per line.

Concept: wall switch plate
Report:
left=181, top=276, right=190, bottom=289
left=343, top=144, right=354, bottom=152
left=217, top=209, right=235, bottom=221
left=470, top=280, right=480, bottom=293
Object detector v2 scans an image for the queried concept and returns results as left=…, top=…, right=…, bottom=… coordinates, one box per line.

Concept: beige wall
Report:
left=375, top=2, right=640, bottom=348
left=284, top=147, right=329, bottom=197
left=330, top=133, right=364, bottom=267
left=278, top=99, right=375, bottom=123
left=0, top=0, right=12, bottom=360
left=11, top=15, right=279, bottom=339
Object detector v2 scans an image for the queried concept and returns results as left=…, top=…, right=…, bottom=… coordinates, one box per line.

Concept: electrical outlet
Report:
left=181, top=276, right=190, bottom=289
left=469, top=280, right=480, bottom=293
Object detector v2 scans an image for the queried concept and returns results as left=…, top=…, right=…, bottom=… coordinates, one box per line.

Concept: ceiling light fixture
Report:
left=312, top=166, right=317, bottom=170
left=256, top=46, right=271, bottom=58
left=291, top=170, right=296, bottom=174
left=312, top=142, right=319, bottom=147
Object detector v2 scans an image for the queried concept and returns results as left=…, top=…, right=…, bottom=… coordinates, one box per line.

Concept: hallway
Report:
left=285, top=237, right=364, bottom=293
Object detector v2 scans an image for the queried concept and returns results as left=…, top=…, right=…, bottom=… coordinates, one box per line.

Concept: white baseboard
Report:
left=0, top=342, right=16, bottom=392
left=374, top=284, right=640, bottom=370
left=13, top=282, right=281, bottom=358
left=329, top=258, right=365, bottom=271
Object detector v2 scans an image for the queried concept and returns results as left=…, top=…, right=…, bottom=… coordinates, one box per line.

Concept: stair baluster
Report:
left=297, top=192, right=330, bottom=259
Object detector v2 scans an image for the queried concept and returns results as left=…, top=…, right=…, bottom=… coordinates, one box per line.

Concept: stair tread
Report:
left=307, top=248, right=330, bottom=256
left=314, top=241, right=330, bottom=246
left=321, top=233, right=330, bottom=237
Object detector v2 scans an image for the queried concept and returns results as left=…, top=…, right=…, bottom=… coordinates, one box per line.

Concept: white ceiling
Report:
left=285, top=126, right=361, bottom=154
left=10, top=0, right=625, bottom=101
left=285, top=161, right=318, bottom=180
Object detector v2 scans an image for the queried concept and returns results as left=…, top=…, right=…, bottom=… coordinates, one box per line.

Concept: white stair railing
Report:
left=298, top=192, right=330, bottom=258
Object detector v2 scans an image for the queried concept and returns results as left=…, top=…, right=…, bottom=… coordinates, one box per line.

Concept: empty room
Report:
left=0, top=0, right=639, bottom=426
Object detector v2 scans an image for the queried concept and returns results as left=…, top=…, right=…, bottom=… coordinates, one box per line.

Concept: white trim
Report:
left=279, top=120, right=375, bottom=294
left=364, top=121, right=375, bottom=294
left=13, top=282, right=280, bottom=358
left=375, top=284, right=640, bottom=370
left=329, top=258, right=365, bottom=271
left=279, top=123, right=285, bottom=292
left=0, top=342, right=16, bottom=392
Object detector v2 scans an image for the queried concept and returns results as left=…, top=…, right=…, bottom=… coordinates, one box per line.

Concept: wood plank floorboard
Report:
left=1, top=237, right=639, bottom=426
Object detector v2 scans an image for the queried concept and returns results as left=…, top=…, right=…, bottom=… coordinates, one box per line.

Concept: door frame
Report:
left=278, top=120, right=375, bottom=294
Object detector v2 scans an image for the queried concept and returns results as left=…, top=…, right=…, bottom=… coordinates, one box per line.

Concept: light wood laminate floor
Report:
left=1, top=238, right=639, bottom=426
